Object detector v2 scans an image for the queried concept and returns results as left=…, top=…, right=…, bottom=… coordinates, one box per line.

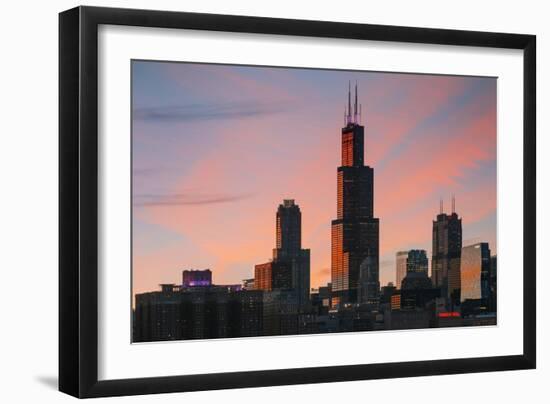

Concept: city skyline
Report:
left=132, top=61, right=497, bottom=299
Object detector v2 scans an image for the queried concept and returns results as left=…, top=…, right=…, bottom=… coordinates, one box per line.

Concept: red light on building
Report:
left=438, top=311, right=460, bottom=318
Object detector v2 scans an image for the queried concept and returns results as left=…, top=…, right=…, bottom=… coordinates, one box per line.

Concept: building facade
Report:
left=255, top=199, right=311, bottom=311
left=275, top=199, right=301, bottom=257
left=254, top=261, right=292, bottom=291
left=358, top=255, right=380, bottom=305
left=395, top=251, right=409, bottom=291
left=262, top=290, right=299, bottom=336
left=133, top=284, right=264, bottom=342
left=460, top=242, right=492, bottom=303
left=331, top=84, right=379, bottom=306
left=406, top=249, right=429, bottom=275
left=431, top=202, right=462, bottom=304
left=400, top=250, right=438, bottom=310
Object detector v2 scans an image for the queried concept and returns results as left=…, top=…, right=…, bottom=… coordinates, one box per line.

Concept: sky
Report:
left=131, top=60, right=497, bottom=298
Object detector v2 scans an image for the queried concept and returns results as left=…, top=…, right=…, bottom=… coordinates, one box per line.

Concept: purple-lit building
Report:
left=182, top=269, right=212, bottom=287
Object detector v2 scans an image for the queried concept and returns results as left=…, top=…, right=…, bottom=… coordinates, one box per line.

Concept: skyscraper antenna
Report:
left=440, top=198, right=443, bottom=214
left=452, top=194, right=456, bottom=213
left=347, top=81, right=352, bottom=125
left=344, top=105, right=346, bottom=126
left=354, top=81, right=358, bottom=124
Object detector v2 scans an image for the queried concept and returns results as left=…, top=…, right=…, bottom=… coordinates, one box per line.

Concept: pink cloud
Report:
left=363, top=75, right=471, bottom=165
left=376, top=104, right=496, bottom=217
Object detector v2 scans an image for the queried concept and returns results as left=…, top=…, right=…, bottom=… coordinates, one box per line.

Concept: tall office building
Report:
left=431, top=198, right=462, bottom=304
left=406, top=250, right=429, bottom=275
left=255, top=200, right=310, bottom=311
left=273, top=199, right=310, bottom=311
left=275, top=199, right=301, bottom=258
left=460, top=243, right=491, bottom=303
left=331, top=83, right=380, bottom=306
left=395, top=251, right=409, bottom=290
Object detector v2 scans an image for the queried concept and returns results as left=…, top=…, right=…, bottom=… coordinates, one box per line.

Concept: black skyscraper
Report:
left=431, top=197, right=462, bottom=305
left=271, top=199, right=311, bottom=311
left=331, top=83, right=380, bottom=306
left=275, top=200, right=301, bottom=257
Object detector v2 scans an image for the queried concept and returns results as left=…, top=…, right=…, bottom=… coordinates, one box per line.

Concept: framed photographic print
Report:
left=59, top=6, right=536, bottom=398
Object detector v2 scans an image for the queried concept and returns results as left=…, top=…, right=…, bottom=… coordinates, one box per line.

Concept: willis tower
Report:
left=331, top=83, right=380, bottom=306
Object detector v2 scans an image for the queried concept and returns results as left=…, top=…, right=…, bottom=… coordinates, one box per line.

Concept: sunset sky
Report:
left=132, top=60, right=497, bottom=298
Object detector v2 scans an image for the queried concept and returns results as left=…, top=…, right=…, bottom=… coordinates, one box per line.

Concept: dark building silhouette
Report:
left=262, top=290, right=299, bottom=336
left=275, top=199, right=301, bottom=257
left=133, top=284, right=263, bottom=342
left=401, top=271, right=433, bottom=291
left=358, top=256, right=380, bottom=305
left=385, top=309, right=432, bottom=330
left=380, top=283, right=397, bottom=307
left=400, top=250, right=439, bottom=311
left=431, top=198, right=462, bottom=305
left=234, top=289, right=264, bottom=337
left=400, top=274, right=440, bottom=311
left=182, top=269, right=212, bottom=287
left=331, top=304, right=378, bottom=332
left=311, top=283, right=332, bottom=315
left=331, top=83, right=379, bottom=306
left=406, top=250, right=429, bottom=275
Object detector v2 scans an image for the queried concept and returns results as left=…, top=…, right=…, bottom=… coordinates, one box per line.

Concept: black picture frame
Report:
left=59, top=5, right=536, bottom=398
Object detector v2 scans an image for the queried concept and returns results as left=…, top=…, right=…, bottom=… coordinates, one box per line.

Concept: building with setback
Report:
left=431, top=198, right=462, bottom=305
left=331, top=83, right=379, bottom=306
left=255, top=199, right=310, bottom=311
left=273, top=199, right=310, bottom=310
